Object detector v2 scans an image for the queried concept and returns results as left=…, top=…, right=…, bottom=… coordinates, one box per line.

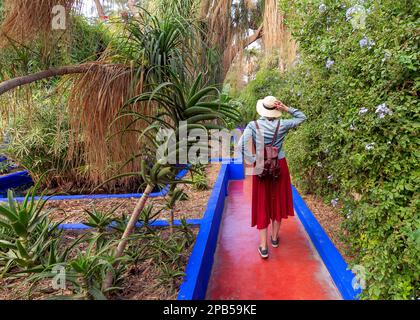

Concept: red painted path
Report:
left=206, top=176, right=341, bottom=300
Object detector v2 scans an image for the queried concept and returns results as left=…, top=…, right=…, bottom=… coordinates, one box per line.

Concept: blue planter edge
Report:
left=58, top=219, right=203, bottom=231
left=0, top=169, right=189, bottom=201
left=292, top=186, right=361, bottom=300
left=177, top=160, right=244, bottom=300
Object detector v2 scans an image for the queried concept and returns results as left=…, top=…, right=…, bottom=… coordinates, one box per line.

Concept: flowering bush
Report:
left=277, top=0, right=419, bottom=299
left=237, top=0, right=419, bottom=299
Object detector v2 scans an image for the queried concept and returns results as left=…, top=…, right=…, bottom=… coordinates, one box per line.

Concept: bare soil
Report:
left=44, top=163, right=221, bottom=224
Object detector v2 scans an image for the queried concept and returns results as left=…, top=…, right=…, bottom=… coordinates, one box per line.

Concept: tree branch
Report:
left=0, top=65, right=91, bottom=96
left=222, top=25, right=263, bottom=78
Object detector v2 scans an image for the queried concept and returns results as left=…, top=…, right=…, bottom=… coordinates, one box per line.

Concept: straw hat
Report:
left=256, top=96, right=282, bottom=118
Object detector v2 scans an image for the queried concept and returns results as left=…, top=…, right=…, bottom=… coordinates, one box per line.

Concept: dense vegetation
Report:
left=237, top=0, right=419, bottom=299
left=0, top=0, right=418, bottom=300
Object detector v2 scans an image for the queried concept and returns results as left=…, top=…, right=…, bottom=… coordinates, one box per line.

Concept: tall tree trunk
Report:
left=222, top=25, right=263, bottom=79
left=263, top=0, right=296, bottom=72
left=94, top=0, right=106, bottom=19
left=0, top=65, right=90, bottom=96
left=127, top=0, right=139, bottom=16
left=103, top=184, right=154, bottom=290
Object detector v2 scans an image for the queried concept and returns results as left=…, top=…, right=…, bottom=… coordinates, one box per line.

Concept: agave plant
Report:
left=191, top=165, right=209, bottom=191
left=0, top=186, right=65, bottom=275
left=27, top=235, right=128, bottom=300
left=84, top=207, right=117, bottom=233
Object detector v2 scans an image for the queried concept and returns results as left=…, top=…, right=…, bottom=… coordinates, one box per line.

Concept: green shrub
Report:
left=282, top=0, right=419, bottom=300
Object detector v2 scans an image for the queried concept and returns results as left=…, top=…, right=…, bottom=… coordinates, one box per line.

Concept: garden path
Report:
left=206, top=175, right=341, bottom=300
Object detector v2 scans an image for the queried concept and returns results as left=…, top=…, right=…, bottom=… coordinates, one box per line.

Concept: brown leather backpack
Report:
left=254, top=120, right=281, bottom=180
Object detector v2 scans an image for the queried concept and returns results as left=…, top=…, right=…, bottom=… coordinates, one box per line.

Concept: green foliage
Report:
left=84, top=205, right=121, bottom=233
left=0, top=161, right=8, bottom=174
left=113, top=71, right=240, bottom=191
left=0, top=16, right=110, bottom=81
left=237, top=68, right=286, bottom=124
left=271, top=0, right=419, bottom=299
left=28, top=236, right=126, bottom=300
left=5, top=96, right=75, bottom=187
left=0, top=187, right=65, bottom=275
left=191, top=165, right=209, bottom=191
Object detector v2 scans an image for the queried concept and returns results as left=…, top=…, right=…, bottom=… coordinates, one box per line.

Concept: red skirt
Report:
left=252, top=158, right=294, bottom=230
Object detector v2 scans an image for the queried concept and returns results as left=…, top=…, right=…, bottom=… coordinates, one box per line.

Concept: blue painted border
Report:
left=0, top=169, right=189, bottom=202
left=0, top=170, right=33, bottom=193
left=292, top=186, right=361, bottom=300
left=58, top=219, right=202, bottom=231
left=177, top=160, right=244, bottom=300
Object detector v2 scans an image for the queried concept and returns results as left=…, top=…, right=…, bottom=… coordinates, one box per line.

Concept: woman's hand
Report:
left=274, top=101, right=289, bottom=113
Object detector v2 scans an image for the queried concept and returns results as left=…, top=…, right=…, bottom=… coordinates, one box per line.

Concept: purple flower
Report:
left=327, top=175, right=333, bottom=182
left=359, top=37, right=368, bottom=48
left=331, top=198, right=339, bottom=207
left=359, top=107, right=369, bottom=115
left=319, top=3, right=327, bottom=13
left=326, top=58, right=335, bottom=69
left=346, top=7, right=357, bottom=21
left=375, top=103, right=393, bottom=118
left=359, top=36, right=375, bottom=49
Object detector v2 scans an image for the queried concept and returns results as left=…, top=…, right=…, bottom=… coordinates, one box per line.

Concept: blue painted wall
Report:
left=292, top=186, right=361, bottom=300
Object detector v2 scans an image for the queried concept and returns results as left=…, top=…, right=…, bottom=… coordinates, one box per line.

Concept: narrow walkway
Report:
left=206, top=176, right=341, bottom=300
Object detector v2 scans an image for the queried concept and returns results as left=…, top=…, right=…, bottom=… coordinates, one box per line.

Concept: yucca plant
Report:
left=156, top=260, right=186, bottom=289
left=102, top=72, right=241, bottom=289
left=174, top=217, right=195, bottom=247
left=83, top=205, right=122, bottom=250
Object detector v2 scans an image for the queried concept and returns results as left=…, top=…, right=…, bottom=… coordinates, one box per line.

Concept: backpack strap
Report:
left=254, top=120, right=260, bottom=131
left=254, top=120, right=281, bottom=146
left=269, top=120, right=281, bottom=147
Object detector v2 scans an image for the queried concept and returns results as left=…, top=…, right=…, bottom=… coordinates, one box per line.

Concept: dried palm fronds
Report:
left=263, top=0, right=296, bottom=72
left=67, top=62, right=149, bottom=191
left=0, top=0, right=80, bottom=48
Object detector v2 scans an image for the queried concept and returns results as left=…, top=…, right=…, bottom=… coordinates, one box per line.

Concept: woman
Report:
left=239, top=96, right=307, bottom=259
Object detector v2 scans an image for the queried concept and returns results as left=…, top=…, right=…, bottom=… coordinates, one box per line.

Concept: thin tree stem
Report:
left=103, top=184, right=154, bottom=290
